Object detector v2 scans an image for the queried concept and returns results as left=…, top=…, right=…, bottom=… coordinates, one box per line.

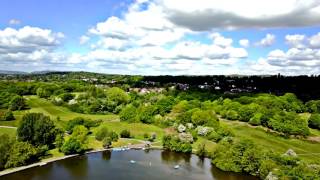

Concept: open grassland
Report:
left=92, top=122, right=165, bottom=141
left=0, top=127, right=16, bottom=137
left=0, top=96, right=119, bottom=127
left=222, top=121, right=320, bottom=163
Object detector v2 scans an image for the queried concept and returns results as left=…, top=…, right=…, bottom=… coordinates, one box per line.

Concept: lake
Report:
left=0, top=150, right=257, bottom=180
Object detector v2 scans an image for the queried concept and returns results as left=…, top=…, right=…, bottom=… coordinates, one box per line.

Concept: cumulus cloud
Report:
left=159, top=0, right=320, bottom=31
left=285, top=34, right=306, bottom=48
left=79, top=35, right=90, bottom=45
left=255, top=34, right=275, bottom=47
left=0, top=26, right=66, bottom=71
left=248, top=32, right=320, bottom=75
left=239, top=39, right=250, bottom=47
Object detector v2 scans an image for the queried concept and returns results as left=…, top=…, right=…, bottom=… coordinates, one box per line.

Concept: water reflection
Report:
left=1, top=150, right=257, bottom=180
left=102, top=150, right=111, bottom=161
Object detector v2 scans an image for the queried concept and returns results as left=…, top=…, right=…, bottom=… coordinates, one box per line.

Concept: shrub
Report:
left=308, top=113, right=320, bottom=130
left=249, top=113, right=262, bottom=126
left=0, top=110, right=15, bottom=121
left=162, top=135, right=192, bottom=153
left=102, top=137, right=112, bottom=149
left=9, top=95, right=26, bottom=111
left=5, top=141, right=38, bottom=169
left=61, top=137, right=85, bottom=155
left=95, top=126, right=109, bottom=141
left=120, top=129, right=131, bottom=138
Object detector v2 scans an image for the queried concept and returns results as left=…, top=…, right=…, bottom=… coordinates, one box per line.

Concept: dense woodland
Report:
left=0, top=72, right=320, bottom=179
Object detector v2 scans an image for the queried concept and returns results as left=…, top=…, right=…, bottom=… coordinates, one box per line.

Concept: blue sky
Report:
left=1, top=0, right=320, bottom=75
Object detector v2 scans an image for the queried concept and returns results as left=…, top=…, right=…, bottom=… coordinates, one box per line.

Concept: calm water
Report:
left=1, top=150, right=257, bottom=180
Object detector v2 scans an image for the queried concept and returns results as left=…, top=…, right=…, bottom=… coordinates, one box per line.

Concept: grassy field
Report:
left=92, top=122, right=165, bottom=141
left=0, top=127, right=16, bottom=137
left=0, top=96, right=119, bottom=127
left=222, top=121, right=320, bottom=163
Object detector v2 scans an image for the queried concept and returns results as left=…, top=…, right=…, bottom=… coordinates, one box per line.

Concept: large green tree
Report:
left=17, top=113, right=57, bottom=147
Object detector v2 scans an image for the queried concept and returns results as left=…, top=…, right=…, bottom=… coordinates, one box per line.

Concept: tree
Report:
left=59, top=93, right=75, bottom=102
left=308, top=113, right=320, bottom=130
left=155, top=96, right=175, bottom=115
left=119, top=104, right=137, bottom=122
left=36, top=87, right=51, bottom=98
left=5, top=141, right=38, bottom=169
left=61, top=125, right=88, bottom=155
left=196, top=142, right=207, bottom=157
left=191, top=109, right=219, bottom=128
left=269, top=112, right=310, bottom=136
left=9, top=95, right=26, bottom=111
left=137, top=105, right=156, bottom=124
left=106, top=87, right=130, bottom=105
left=17, top=113, right=57, bottom=147
left=61, top=137, right=85, bottom=155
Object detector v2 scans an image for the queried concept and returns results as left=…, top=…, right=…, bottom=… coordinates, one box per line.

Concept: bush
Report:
left=120, top=129, right=131, bottom=138
left=308, top=113, right=320, bottom=130
left=61, top=137, right=85, bottom=155
left=66, top=117, right=100, bottom=133
left=102, top=137, right=112, bottom=148
left=162, top=135, right=192, bottom=153
left=95, top=125, right=109, bottom=141
left=196, top=143, right=207, bottom=157
left=0, top=110, right=15, bottom=121
left=191, top=109, right=219, bottom=128
left=249, top=113, right=262, bottom=126
left=5, top=141, right=39, bottom=169
left=9, top=95, right=26, bottom=111
left=225, top=110, right=239, bottom=120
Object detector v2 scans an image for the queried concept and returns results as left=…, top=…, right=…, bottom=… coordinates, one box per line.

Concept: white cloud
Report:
left=9, top=19, right=21, bottom=25
left=256, top=34, right=275, bottom=47
left=285, top=34, right=306, bottom=48
left=79, top=35, right=90, bottom=45
left=159, top=0, right=320, bottom=30
left=309, top=32, right=320, bottom=48
left=239, top=39, right=250, bottom=47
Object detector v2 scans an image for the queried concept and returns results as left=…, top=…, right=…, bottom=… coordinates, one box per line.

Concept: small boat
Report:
left=174, top=165, right=180, bottom=169
left=130, top=160, right=136, bottom=164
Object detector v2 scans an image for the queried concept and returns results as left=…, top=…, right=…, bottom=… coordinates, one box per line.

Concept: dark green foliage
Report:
left=0, top=134, right=14, bottom=170
left=155, top=96, right=175, bottom=115
left=59, top=93, right=75, bottom=102
left=5, top=141, right=39, bottom=169
left=162, top=135, right=192, bottom=153
left=9, top=95, right=26, bottom=111
left=212, top=138, right=264, bottom=176
left=17, top=113, right=57, bottom=147
left=65, top=117, right=99, bottom=133
left=0, top=110, right=15, bottom=121
left=269, top=112, right=310, bottom=136
left=308, top=113, right=320, bottom=129
left=120, top=129, right=131, bottom=138
left=119, top=104, right=137, bottom=122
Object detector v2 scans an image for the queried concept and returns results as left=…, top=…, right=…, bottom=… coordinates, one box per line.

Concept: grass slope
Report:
left=0, top=127, right=16, bottom=137
left=0, top=96, right=119, bottom=127
left=223, top=121, right=320, bottom=163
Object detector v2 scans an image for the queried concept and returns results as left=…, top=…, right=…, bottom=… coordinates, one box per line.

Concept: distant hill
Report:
left=0, top=70, right=28, bottom=75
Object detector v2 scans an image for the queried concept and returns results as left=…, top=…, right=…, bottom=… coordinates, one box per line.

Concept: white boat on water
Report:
left=174, top=165, right=180, bottom=169
left=130, top=160, right=136, bottom=164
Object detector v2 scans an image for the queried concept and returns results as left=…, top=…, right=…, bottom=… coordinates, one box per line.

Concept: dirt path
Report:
left=0, top=126, right=17, bottom=129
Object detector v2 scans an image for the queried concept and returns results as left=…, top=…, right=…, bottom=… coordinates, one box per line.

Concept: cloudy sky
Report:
left=1, top=0, right=320, bottom=75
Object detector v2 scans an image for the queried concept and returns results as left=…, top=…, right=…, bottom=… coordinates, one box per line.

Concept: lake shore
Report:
left=0, top=141, right=162, bottom=177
